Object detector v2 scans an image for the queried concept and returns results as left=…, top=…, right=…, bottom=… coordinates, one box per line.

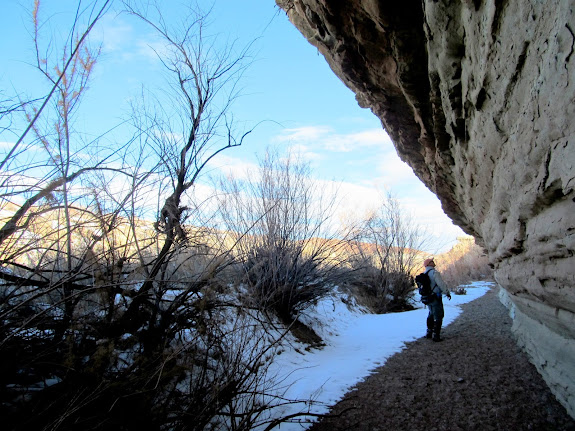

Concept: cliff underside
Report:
left=277, top=0, right=575, bottom=417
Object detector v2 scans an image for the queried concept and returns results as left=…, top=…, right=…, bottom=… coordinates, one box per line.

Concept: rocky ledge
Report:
left=277, top=0, right=575, bottom=417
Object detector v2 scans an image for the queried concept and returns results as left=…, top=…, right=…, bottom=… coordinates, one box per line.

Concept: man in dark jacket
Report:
left=423, top=258, right=451, bottom=341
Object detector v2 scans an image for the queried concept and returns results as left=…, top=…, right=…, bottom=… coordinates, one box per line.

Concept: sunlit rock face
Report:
left=277, top=0, right=575, bottom=416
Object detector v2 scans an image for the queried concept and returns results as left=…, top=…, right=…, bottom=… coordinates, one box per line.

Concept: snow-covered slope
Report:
left=263, top=281, right=493, bottom=430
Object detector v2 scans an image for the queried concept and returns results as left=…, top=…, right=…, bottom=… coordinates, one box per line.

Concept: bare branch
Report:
left=0, top=0, right=112, bottom=172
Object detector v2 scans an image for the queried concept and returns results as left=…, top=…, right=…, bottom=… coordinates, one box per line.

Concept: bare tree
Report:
left=349, top=191, right=429, bottom=312
left=116, top=0, right=256, bottom=351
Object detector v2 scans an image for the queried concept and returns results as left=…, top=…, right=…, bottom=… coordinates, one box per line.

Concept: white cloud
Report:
left=323, top=129, right=392, bottom=152
left=398, top=188, right=466, bottom=253
left=286, top=143, right=324, bottom=163
left=267, top=124, right=465, bottom=252
left=330, top=181, right=380, bottom=220
left=93, top=15, right=135, bottom=54
left=274, top=126, right=392, bottom=153
left=208, top=153, right=259, bottom=180
left=307, top=175, right=465, bottom=253
left=275, top=126, right=332, bottom=144
left=372, top=152, right=417, bottom=188
left=93, top=13, right=166, bottom=65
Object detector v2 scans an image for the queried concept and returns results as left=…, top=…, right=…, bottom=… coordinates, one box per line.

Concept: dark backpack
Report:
left=415, top=270, right=435, bottom=305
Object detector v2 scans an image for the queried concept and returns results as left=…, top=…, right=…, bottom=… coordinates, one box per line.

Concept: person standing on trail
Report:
left=423, top=258, right=451, bottom=342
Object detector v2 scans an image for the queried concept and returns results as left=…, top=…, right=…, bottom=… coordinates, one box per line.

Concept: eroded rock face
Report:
left=277, top=0, right=575, bottom=416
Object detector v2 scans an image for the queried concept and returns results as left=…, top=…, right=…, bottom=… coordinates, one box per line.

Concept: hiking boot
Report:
left=433, top=320, right=442, bottom=342
left=426, top=315, right=434, bottom=339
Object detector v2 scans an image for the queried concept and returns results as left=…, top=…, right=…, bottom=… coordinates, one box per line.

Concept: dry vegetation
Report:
left=436, top=236, right=494, bottom=290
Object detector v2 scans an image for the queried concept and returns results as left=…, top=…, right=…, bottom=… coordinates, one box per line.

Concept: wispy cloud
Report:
left=274, top=126, right=330, bottom=144
left=274, top=126, right=392, bottom=153
left=93, top=15, right=134, bottom=54
left=285, top=144, right=324, bottom=163
left=93, top=14, right=165, bottom=64
left=208, top=153, right=259, bottom=180
left=324, top=129, right=391, bottom=152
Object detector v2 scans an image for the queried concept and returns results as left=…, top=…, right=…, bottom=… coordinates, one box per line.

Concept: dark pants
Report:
left=426, top=296, right=444, bottom=338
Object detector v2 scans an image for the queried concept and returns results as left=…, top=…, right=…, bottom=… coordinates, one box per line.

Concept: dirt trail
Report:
left=309, top=287, right=575, bottom=431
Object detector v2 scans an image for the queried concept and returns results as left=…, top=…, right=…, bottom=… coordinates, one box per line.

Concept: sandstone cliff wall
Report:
left=277, top=0, right=575, bottom=416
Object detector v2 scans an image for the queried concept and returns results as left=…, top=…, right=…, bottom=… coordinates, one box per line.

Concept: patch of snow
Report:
left=297, top=288, right=368, bottom=341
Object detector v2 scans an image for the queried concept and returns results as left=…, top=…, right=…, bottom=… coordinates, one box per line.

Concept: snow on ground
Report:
left=263, top=281, right=494, bottom=430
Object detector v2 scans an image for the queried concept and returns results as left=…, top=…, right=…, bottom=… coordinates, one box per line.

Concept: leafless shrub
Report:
left=241, top=243, right=329, bottom=323
left=216, top=149, right=348, bottom=325
left=345, top=191, right=428, bottom=313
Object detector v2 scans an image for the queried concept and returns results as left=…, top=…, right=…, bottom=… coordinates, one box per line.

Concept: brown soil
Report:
left=309, top=286, right=575, bottom=431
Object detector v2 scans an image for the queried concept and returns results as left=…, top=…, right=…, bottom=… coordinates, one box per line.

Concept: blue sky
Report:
left=0, top=0, right=466, bottom=253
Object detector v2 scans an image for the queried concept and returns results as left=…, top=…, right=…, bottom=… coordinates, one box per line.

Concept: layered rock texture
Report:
left=277, top=0, right=575, bottom=417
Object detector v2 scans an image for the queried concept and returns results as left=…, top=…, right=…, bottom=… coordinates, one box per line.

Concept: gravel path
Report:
left=309, top=287, right=575, bottom=431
